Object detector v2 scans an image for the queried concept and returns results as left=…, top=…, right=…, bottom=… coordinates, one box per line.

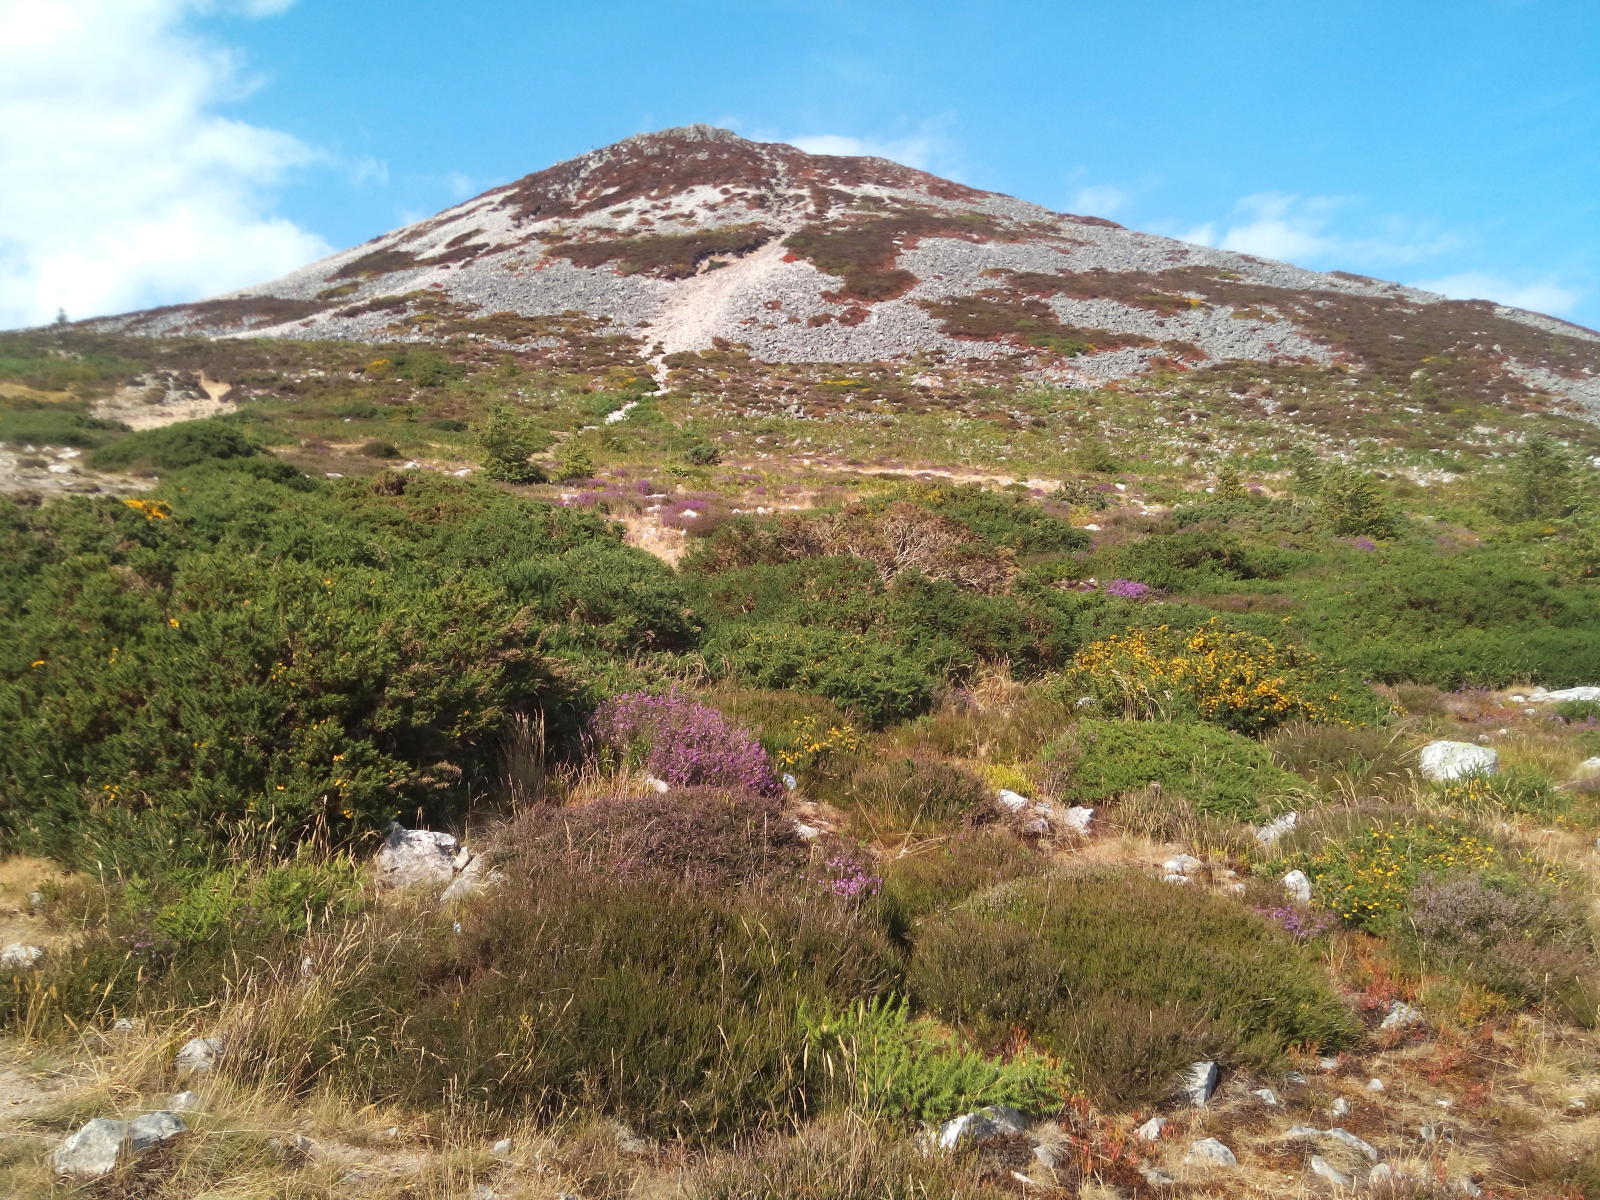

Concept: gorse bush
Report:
left=0, top=472, right=691, bottom=870
left=88, top=417, right=261, bottom=471
left=908, top=869, right=1357, bottom=1105
left=590, top=691, right=782, bottom=796
left=1044, top=718, right=1301, bottom=820
left=1063, top=619, right=1375, bottom=732
left=802, top=995, right=1069, bottom=1125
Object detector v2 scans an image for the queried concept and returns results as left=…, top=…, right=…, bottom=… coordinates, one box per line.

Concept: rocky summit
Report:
left=87, top=125, right=1600, bottom=415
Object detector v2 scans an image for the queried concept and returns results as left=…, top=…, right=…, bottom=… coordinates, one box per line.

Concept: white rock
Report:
left=1255, top=811, right=1298, bottom=847
left=110, top=1017, right=144, bottom=1035
left=1164, top=854, right=1204, bottom=876
left=440, top=855, right=503, bottom=904
left=1325, top=1127, right=1379, bottom=1161
left=1060, top=805, right=1096, bottom=835
left=1417, top=740, right=1498, bottom=782
left=1309, top=1155, right=1352, bottom=1186
left=1331, top=1097, right=1351, bottom=1116
left=1163, top=874, right=1191, bottom=885
left=1, top=943, right=44, bottom=969
left=1082, top=523, right=1101, bottom=531
left=452, top=468, right=473, bottom=477
left=1379, top=1001, right=1424, bottom=1031
left=175, top=1037, right=220, bottom=1073
left=1530, top=686, right=1600, bottom=703
left=53, top=1112, right=186, bottom=1177
left=1577, top=757, right=1600, bottom=773
left=374, top=824, right=460, bottom=889
left=491, top=1137, right=514, bottom=1156
left=792, top=821, right=821, bottom=841
left=1367, top=1078, right=1385, bottom=1091
left=1252, top=1088, right=1279, bottom=1106
left=1184, top=1060, right=1220, bottom=1105
left=1369, top=1163, right=1398, bottom=1184
left=996, top=788, right=1031, bottom=813
left=1318, top=1056, right=1340, bottom=1071
left=1183, top=1137, right=1236, bottom=1166
left=1136, top=1115, right=1167, bottom=1141
left=167, top=1091, right=201, bottom=1112
left=1282, top=869, right=1313, bottom=904
left=936, top=1105, right=1030, bottom=1150
left=1286, top=1125, right=1322, bottom=1138
left=644, top=775, right=672, bottom=795
left=781, top=772, right=798, bottom=790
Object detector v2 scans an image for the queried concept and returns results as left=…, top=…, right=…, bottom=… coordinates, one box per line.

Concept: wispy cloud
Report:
left=1067, top=184, right=1132, bottom=218
left=1170, top=192, right=1460, bottom=267
left=1410, top=271, right=1584, bottom=316
left=720, top=117, right=963, bottom=179
left=0, top=0, right=328, bottom=328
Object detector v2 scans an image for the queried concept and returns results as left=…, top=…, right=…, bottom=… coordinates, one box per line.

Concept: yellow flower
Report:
left=167, top=617, right=180, bottom=628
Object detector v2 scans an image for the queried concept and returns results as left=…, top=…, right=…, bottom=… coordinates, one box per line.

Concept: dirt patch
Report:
left=93, top=371, right=235, bottom=432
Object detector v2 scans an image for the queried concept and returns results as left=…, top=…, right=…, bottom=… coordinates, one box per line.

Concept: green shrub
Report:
left=833, top=755, right=991, bottom=836
left=476, top=401, right=549, bottom=483
left=715, top=623, right=941, bottom=727
left=1317, top=464, right=1399, bottom=538
left=1044, top=718, right=1301, bottom=820
left=0, top=406, right=126, bottom=449
left=908, top=869, right=1357, bottom=1105
left=1553, top=699, right=1600, bottom=723
left=802, top=995, right=1069, bottom=1124
left=89, top=417, right=260, bottom=471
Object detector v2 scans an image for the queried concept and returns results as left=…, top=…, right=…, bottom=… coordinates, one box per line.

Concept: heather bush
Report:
left=223, top=866, right=901, bottom=1139
left=590, top=691, right=782, bottom=796
left=498, top=788, right=806, bottom=887
left=1403, top=872, right=1595, bottom=1009
left=1043, top=718, right=1301, bottom=820
left=908, top=869, right=1358, bottom=1105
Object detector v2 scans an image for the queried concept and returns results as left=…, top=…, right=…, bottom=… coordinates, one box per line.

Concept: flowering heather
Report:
left=1254, top=905, right=1335, bottom=941
left=591, top=691, right=782, bottom=797
left=1102, top=578, right=1153, bottom=600
left=1347, top=536, right=1378, bottom=552
left=822, top=846, right=883, bottom=900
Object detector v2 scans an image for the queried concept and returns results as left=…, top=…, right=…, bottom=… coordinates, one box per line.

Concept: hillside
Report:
left=84, top=124, right=1600, bottom=417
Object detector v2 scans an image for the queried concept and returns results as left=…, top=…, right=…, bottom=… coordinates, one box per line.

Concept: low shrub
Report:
left=1266, top=720, right=1413, bottom=794
left=1044, top=718, right=1301, bottom=820
left=715, top=623, right=941, bottom=727
left=877, top=829, right=1046, bottom=926
left=908, top=869, right=1358, bottom=1106
left=0, top=405, right=126, bottom=449
left=832, top=755, right=992, bottom=837
left=802, top=995, right=1069, bottom=1125
left=89, top=417, right=260, bottom=471
left=590, top=691, right=782, bottom=796
left=1062, top=618, right=1378, bottom=732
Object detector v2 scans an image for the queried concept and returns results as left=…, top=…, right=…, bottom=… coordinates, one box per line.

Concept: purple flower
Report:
left=1103, top=578, right=1153, bottom=600
left=1254, top=905, right=1335, bottom=941
left=590, top=691, right=782, bottom=797
left=1348, top=537, right=1378, bottom=552
left=823, top=850, right=882, bottom=900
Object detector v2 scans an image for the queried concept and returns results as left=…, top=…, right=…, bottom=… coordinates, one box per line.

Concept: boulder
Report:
left=1530, top=686, right=1600, bottom=703
left=1184, top=1060, right=1220, bottom=1105
left=1282, top=869, right=1313, bottom=904
left=0, top=943, right=43, bottom=969
left=375, top=824, right=461, bottom=889
left=440, top=855, right=503, bottom=904
left=52, top=1112, right=186, bottom=1176
left=936, top=1105, right=1029, bottom=1150
left=996, top=789, right=1031, bottom=813
left=175, top=1036, right=220, bottom=1074
left=1163, top=854, right=1203, bottom=876
left=1183, top=1137, right=1237, bottom=1166
left=1060, top=805, right=1096, bottom=835
left=1417, top=740, right=1497, bottom=782
left=1136, top=1115, right=1167, bottom=1141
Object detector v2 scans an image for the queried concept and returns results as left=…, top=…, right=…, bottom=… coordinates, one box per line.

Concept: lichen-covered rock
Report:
left=1184, top=1060, right=1220, bottom=1105
left=936, top=1104, right=1030, bottom=1150
left=175, top=1036, right=220, bottom=1073
left=52, top=1112, right=187, bottom=1176
left=374, top=824, right=461, bottom=889
left=1183, top=1137, right=1237, bottom=1166
left=1417, top=740, right=1498, bottom=781
left=0, top=943, right=43, bottom=969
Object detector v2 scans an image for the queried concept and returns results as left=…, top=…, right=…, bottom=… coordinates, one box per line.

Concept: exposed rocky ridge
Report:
left=83, top=124, right=1600, bottom=415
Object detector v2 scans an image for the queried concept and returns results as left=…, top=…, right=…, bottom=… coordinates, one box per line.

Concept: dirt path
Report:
left=644, top=240, right=795, bottom=368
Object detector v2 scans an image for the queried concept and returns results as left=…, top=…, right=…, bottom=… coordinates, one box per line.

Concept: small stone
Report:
left=1282, top=869, right=1313, bottom=904
left=1252, top=1088, right=1279, bottom=1106
left=1162, top=873, right=1190, bottom=885
left=1032, top=1142, right=1062, bottom=1169
left=175, top=1037, right=221, bottom=1073
left=1138, top=1165, right=1176, bottom=1186
left=1367, top=1077, right=1385, bottom=1091
left=792, top=821, right=821, bottom=841
left=1369, top=1163, right=1398, bottom=1184
left=374, top=824, right=460, bottom=890
left=0, top=943, right=43, bottom=969
left=1136, top=1116, right=1167, bottom=1141
left=1255, top=811, right=1298, bottom=847
left=1379, top=1001, right=1424, bottom=1031
left=996, top=788, right=1031, bottom=813
left=491, top=1137, right=513, bottom=1156
left=1458, top=1181, right=1482, bottom=1197
left=1184, top=1060, right=1220, bottom=1105
left=110, top=1017, right=144, bottom=1035
left=1324, top=1127, right=1379, bottom=1161
left=1163, top=853, right=1203, bottom=876
left=1331, top=1097, right=1351, bottom=1116
left=1419, top=1125, right=1436, bottom=1141
left=1309, top=1155, right=1352, bottom=1186
left=168, top=1091, right=201, bottom=1111
left=644, top=775, right=671, bottom=794
left=1318, top=1056, right=1340, bottom=1071
left=1183, top=1137, right=1237, bottom=1166
left=1060, top=805, right=1095, bottom=835
left=1284, top=1071, right=1308, bottom=1084
left=781, top=772, right=798, bottom=791
left=1286, top=1125, right=1321, bottom=1138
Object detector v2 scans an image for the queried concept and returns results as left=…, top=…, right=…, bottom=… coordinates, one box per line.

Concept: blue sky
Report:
left=2, top=0, right=1596, bottom=330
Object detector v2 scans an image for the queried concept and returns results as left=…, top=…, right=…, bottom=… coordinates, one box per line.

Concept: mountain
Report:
left=89, top=124, right=1600, bottom=415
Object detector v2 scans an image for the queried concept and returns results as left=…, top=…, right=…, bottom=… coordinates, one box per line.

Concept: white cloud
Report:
left=1067, top=184, right=1131, bottom=218
left=0, top=0, right=329, bottom=329
left=443, top=170, right=477, bottom=200
left=1167, top=192, right=1458, bottom=267
left=720, top=118, right=962, bottom=179
left=1410, top=271, right=1584, bottom=316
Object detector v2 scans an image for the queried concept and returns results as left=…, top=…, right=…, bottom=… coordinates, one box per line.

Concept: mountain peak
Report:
left=86, top=127, right=1600, bottom=417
